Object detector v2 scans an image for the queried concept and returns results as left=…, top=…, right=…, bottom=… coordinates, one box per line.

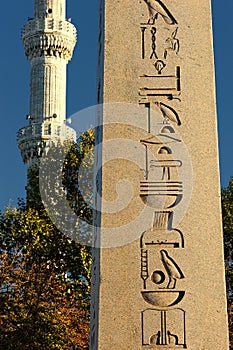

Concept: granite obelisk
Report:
left=91, top=1, right=229, bottom=349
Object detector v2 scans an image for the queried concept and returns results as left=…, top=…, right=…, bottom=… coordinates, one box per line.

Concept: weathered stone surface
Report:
left=91, top=1, right=229, bottom=349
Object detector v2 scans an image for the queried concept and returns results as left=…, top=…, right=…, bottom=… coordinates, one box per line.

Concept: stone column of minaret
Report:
left=18, top=0, right=77, bottom=164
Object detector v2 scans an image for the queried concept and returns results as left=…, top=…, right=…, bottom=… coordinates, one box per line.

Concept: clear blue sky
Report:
left=0, top=0, right=231, bottom=210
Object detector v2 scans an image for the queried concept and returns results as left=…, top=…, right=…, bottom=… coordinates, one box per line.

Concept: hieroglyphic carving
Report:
left=142, top=309, right=187, bottom=348
left=139, top=129, right=186, bottom=341
left=140, top=181, right=183, bottom=206
left=150, top=160, right=182, bottom=181
left=140, top=0, right=179, bottom=64
left=140, top=0, right=181, bottom=131
left=140, top=26, right=180, bottom=62
left=160, top=250, right=184, bottom=289
left=154, top=60, right=166, bottom=74
left=138, top=111, right=187, bottom=343
left=140, top=227, right=185, bottom=291
left=139, top=67, right=181, bottom=102
left=141, top=249, right=149, bottom=289
left=155, top=102, right=181, bottom=126
left=150, top=27, right=158, bottom=59
left=143, top=0, right=177, bottom=25
left=141, top=27, right=147, bottom=59
left=138, top=2, right=187, bottom=346
left=138, top=109, right=184, bottom=212
left=164, top=28, right=180, bottom=59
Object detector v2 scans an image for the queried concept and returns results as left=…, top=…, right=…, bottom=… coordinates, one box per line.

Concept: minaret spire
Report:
left=18, top=0, right=77, bottom=164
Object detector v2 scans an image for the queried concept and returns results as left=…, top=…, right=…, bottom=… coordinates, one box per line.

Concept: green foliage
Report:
left=63, top=130, right=94, bottom=225
left=221, top=177, right=233, bottom=348
left=0, top=129, right=94, bottom=349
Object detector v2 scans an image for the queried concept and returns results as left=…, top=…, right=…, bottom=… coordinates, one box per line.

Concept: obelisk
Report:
left=91, top=1, right=229, bottom=349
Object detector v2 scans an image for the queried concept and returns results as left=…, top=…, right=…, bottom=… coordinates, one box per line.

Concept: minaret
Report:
left=18, top=0, right=77, bottom=164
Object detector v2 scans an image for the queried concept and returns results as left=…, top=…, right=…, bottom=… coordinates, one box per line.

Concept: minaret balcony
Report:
left=22, top=18, right=77, bottom=61
left=17, top=122, right=76, bottom=143
left=22, top=18, right=77, bottom=38
left=17, top=122, right=76, bottom=164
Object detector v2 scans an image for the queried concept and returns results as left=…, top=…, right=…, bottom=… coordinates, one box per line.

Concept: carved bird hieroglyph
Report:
left=160, top=249, right=184, bottom=289
left=155, top=102, right=181, bottom=126
left=143, top=0, right=177, bottom=25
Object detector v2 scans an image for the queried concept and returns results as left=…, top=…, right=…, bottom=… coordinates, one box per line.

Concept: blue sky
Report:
left=0, top=0, right=232, bottom=210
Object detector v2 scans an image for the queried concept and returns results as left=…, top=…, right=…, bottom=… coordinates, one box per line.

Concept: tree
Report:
left=0, top=129, right=94, bottom=349
left=0, top=246, right=89, bottom=349
left=221, top=177, right=233, bottom=348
